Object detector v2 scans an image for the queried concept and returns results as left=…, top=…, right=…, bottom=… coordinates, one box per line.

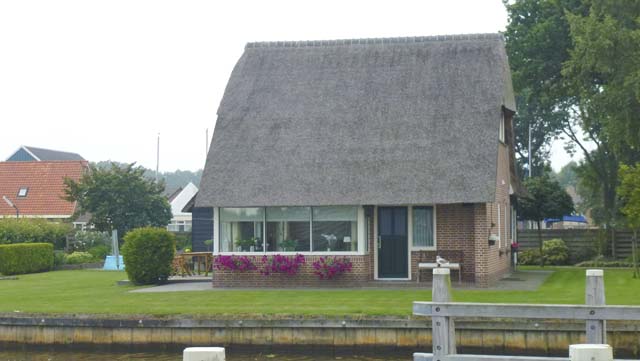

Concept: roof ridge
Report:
left=245, top=33, right=503, bottom=49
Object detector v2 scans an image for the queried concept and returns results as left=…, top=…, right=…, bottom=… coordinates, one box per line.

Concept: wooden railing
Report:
left=412, top=269, right=640, bottom=361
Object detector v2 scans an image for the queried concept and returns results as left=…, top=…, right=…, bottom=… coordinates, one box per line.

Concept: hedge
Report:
left=122, top=227, right=175, bottom=285
left=0, top=243, right=54, bottom=275
left=0, top=219, right=71, bottom=249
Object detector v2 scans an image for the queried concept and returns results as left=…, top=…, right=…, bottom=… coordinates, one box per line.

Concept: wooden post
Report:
left=585, top=269, right=606, bottom=344
left=432, top=268, right=456, bottom=359
left=183, top=347, right=225, bottom=361
left=569, top=344, right=612, bottom=361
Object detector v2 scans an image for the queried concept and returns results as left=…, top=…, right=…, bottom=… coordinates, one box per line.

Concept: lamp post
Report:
left=2, top=196, right=19, bottom=219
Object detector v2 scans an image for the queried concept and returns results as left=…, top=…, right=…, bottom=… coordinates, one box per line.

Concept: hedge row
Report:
left=0, top=219, right=71, bottom=248
left=0, top=243, right=54, bottom=275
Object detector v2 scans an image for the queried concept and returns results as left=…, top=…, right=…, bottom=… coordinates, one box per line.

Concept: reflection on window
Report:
left=219, top=208, right=264, bottom=252
left=312, top=206, right=358, bottom=252
left=266, top=207, right=310, bottom=252
left=412, top=206, right=434, bottom=247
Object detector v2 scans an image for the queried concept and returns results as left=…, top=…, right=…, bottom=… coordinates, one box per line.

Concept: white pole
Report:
left=528, top=123, right=532, bottom=178
left=205, top=128, right=209, bottom=156
left=569, top=344, right=612, bottom=361
left=156, top=132, right=160, bottom=183
left=183, top=347, right=225, bottom=361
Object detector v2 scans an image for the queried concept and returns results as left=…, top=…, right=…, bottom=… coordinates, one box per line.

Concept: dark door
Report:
left=378, top=207, right=408, bottom=278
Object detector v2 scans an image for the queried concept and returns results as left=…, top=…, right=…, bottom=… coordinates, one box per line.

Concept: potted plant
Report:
left=235, top=238, right=258, bottom=252
left=281, top=239, right=297, bottom=252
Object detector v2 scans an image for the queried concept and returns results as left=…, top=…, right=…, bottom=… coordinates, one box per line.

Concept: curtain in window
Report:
left=413, top=206, right=434, bottom=247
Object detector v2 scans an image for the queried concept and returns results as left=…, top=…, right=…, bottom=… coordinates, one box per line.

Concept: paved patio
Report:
left=129, top=270, right=552, bottom=293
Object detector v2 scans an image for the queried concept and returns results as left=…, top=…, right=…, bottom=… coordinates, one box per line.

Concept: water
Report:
left=0, top=348, right=412, bottom=361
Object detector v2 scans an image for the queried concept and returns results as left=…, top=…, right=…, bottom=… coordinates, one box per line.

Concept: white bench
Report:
left=417, top=262, right=462, bottom=284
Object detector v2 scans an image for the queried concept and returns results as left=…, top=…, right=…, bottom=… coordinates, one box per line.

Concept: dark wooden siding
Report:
left=191, top=207, right=213, bottom=252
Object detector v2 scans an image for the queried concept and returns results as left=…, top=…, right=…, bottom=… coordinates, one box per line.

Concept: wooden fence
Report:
left=412, top=268, right=640, bottom=361
left=517, top=229, right=636, bottom=260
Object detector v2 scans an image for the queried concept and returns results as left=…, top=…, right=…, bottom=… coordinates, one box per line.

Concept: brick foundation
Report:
left=212, top=255, right=371, bottom=288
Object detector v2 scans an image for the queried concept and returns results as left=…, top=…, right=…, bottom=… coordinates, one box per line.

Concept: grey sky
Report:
left=0, top=0, right=578, bottom=172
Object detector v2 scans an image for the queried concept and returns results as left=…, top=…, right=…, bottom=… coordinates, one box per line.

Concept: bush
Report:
left=53, top=250, right=67, bottom=268
left=517, top=239, right=569, bottom=266
left=122, top=227, right=175, bottom=285
left=88, top=245, right=110, bottom=260
left=0, top=219, right=71, bottom=249
left=65, top=251, right=95, bottom=265
left=571, top=246, right=598, bottom=264
left=517, top=249, right=541, bottom=265
left=71, top=230, right=111, bottom=252
left=542, top=239, right=569, bottom=265
left=0, top=243, right=53, bottom=275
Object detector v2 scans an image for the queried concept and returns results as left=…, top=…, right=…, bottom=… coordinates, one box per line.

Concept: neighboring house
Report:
left=0, top=161, right=89, bottom=222
left=167, top=182, right=198, bottom=233
left=195, top=34, right=520, bottom=287
left=6, top=145, right=85, bottom=162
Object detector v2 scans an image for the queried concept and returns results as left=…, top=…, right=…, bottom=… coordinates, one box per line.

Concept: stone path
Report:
left=129, top=270, right=552, bottom=293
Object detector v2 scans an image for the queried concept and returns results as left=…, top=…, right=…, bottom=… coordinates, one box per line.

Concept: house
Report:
left=0, top=161, right=89, bottom=223
left=195, top=34, right=520, bottom=287
left=6, top=145, right=85, bottom=162
left=167, top=182, right=199, bottom=233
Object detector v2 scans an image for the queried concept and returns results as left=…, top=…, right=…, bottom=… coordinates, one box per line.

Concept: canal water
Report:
left=0, top=347, right=412, bottom=360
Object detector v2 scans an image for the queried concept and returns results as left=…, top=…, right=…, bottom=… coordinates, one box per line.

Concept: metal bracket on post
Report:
left=585, top=269, right=606, bottom=344
left=432, top=268, right=456, bottom=359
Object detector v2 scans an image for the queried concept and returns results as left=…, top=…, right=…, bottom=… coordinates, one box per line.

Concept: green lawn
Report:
left=0, top=268, right=638, bottom=317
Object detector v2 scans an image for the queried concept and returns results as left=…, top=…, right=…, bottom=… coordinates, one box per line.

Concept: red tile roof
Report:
left=0, top=161, right=89, bottom=218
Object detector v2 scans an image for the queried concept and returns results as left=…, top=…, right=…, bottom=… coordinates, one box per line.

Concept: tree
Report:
left=64, top=163, right=172, bottom=237
left=617, top=164, right=640, bottom=278
left=503, top=0, right=586, bottom=177
left=518, top=173, right=574, bottom=266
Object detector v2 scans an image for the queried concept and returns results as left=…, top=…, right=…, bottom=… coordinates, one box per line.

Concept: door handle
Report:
left=377, top=236, right=381, bottom=249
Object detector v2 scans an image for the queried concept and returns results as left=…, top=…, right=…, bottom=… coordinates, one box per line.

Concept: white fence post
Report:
left=585, top=269, right=606, bottom=344
left=183, top=347, right=225, bottom=361
left=432, top=268, right=456, bottom=359
left=569, top=344, right=613, bottom=361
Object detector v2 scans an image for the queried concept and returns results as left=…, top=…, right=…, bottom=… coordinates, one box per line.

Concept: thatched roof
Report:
left=197, top=34, right=516, bottom=207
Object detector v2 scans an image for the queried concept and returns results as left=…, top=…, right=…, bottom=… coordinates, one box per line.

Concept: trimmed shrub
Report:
left=65, top=251, right=95, bottom=265
left=88, top=245, right=110, bottom=260
left=542, top=239, right=569, bottom=265
left=122, top=227, right=175, bottom=285
left=0, top=243, right=54, bottom=275
left=517, top=249, right=541, bottom=265
left=0, top=219, right=71, bottom=249
left=575, top=260, right=633, bottom=267
left=53, top=250, right=67, bottom=268
left=517, top=239, right=569, bottom=266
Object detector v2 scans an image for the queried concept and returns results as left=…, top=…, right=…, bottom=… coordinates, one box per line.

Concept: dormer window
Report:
left=499, top=111, right=506, bottom=143
left=17, top=187, right=28, bottom=197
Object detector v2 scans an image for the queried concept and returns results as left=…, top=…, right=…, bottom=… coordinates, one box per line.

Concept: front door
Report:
left=378, top=207, right=408, bottom=279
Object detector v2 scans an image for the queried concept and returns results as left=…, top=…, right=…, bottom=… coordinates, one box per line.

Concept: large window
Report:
left=218, top=206, right=359, bottom=253
left=312, top=206, right=358, bottom=252
left=412, top=206, right=434, bottom=248
left=219, top=208, right=264, bottom=252
left=266, top=207, right=310, bottom=252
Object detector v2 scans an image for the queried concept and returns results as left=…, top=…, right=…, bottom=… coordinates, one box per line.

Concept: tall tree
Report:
left=617, top=164, right=640, bottom=278
left=518, top=173, right=574, bottom=266
left=562, top=0, right=640, bottom=238
left=503, top=0, right=585, bottom=177
left=64, top=163, right=172, bottom=237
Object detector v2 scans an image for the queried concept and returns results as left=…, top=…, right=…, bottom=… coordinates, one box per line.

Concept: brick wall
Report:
left=411, top=203, right=476, bottom=282
left=211, top=255, right=371, bottom=288
left=474, top=125, right=514, bottom=286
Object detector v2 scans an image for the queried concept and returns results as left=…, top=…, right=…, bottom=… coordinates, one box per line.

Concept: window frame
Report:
left=214, top=206, right=365, bottom=256
left=17, top=187, right=28, bottom=197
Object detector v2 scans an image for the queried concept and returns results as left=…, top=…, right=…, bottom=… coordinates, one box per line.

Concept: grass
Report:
left=0, top=267, right=638, bottom=317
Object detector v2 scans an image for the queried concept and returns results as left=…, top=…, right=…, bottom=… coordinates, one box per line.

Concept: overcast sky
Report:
left=0, top=0, right=576, bottom=172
